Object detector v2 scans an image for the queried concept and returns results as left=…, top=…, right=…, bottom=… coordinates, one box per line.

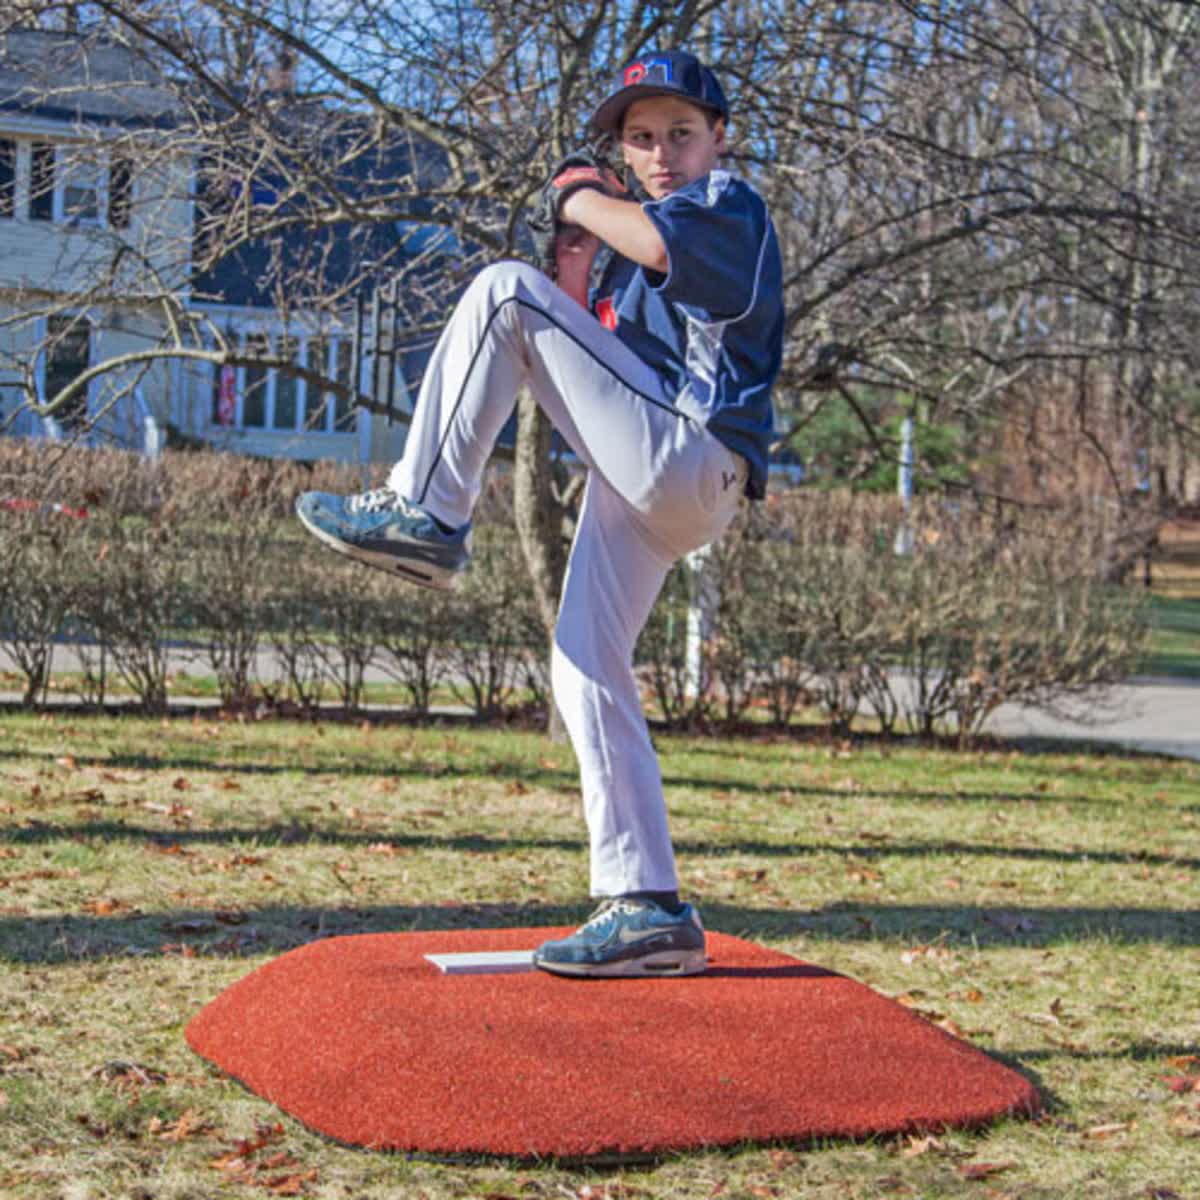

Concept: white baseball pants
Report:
left=389, top=261, right=745, bottom=897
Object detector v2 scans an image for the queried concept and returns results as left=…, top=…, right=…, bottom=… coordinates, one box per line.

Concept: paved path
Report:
left=5, top=642, right=1198, bottom=762
left=982, top=676, right=1199, bottom=761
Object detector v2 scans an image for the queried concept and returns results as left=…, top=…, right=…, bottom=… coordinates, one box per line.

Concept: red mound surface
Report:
left=185, top=929, right=1038, bottom=1159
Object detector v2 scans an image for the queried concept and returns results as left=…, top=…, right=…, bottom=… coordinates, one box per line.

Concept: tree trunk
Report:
left=512, top=388, right=570, bottom=741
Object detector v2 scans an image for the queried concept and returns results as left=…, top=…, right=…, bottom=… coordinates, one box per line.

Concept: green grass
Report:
left=0, top=714, right=1197, bottom=1198
left=1143, top=594, right=1200, bottom=678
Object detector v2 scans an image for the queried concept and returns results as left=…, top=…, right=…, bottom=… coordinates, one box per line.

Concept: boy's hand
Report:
left=527, top=150, right=626, bottom=277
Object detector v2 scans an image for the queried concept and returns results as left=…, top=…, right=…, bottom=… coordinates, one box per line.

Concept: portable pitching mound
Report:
left=185, top=928, right=1039, bottom=1160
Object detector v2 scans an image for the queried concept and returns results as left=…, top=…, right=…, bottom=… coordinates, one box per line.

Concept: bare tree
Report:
left=2, top=0, right=1197, bottom=716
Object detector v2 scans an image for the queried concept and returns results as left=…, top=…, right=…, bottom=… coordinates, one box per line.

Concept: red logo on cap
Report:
left=623, top=56, right=672, bottom=87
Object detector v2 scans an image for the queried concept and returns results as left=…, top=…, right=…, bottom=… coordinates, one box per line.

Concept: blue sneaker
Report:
left=533, top=898, right=707, bottom=978
left=295, top=487, right=470, bottom=590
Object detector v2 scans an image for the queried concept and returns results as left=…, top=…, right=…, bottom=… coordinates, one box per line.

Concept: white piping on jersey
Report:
left=677, top=313, right=728, bottom=423
left=668, top=171, right=777, bottom=420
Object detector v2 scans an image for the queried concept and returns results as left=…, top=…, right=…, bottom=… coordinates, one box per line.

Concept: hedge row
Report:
left=0, top=444, right=1147, bottom=740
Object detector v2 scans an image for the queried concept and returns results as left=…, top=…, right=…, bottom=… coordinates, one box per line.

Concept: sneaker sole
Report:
left=533, top=948, right=708, bottom=979
left=296, top=505, right=464, bottom=591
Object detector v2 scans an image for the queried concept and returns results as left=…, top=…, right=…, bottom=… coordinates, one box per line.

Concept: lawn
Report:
left=0, top=714, right=1197, bottom=1199
left=1144, top=517, right=1200, bottom=678
left=1143, top=595, right=1200, bottom=679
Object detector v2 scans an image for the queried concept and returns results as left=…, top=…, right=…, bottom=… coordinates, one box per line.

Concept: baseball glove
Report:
left=527, top=149, right=626, bottom=276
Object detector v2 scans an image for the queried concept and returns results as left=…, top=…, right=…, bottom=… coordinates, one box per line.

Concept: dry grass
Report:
left=0, top=713, right=1197, bottom=1199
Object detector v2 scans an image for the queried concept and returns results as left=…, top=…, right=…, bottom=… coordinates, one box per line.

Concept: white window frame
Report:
left=0, top=134, right=131, bottom=229
left=53, top=144, right=107, bottom=227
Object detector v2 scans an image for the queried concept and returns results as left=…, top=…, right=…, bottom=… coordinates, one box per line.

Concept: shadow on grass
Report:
left=3, top=818, right=1197, bottom=872
left=988, top=1038, right=1200, bottom=1118
left=1, top=899, right=1197, bottom=965
left=1, top=741, right=1176, bottom=811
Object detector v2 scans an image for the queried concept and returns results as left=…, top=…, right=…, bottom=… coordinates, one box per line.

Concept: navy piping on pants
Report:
left=414, top=295, right=692, bottom=508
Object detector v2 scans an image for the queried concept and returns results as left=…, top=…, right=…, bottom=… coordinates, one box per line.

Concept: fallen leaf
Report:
left=93, top=1060, right=166, bottom=1088
left=264, top=1169, right=318, bottom=1195
left=1160, top=1075, right=1200, bottom=1095
left=172, top=776, right=191, bottom=791
left=1085, top=1121, right=1133, bottom=1139
left=147, top=841, right=193, bottom=857
left=848, top=866, right=883, bottom=883
left=211, top=1152, right=253, bottom=1177
left=149, top=1109, right=212, bottom=1140
left=225, top=854, right=265, bottom=868
left=901, top=1134, right=943, bottom=1158
left=1168, top=1111, right=1200, bottom=1138
left=958, top=1161, right=1015, bottom=1180
left=900, top=945, right=956, bottom=965
left=83, top=897, right=130, bottom=916
left=236, top=1122, right=286, bottom=1156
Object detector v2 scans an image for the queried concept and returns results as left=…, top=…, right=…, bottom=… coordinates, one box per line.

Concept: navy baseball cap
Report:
left=591, top=50, right=729, bottom=134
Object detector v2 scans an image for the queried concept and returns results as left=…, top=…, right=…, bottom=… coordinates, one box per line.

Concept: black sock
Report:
left=431, top=515, right=458, bottom=535
left=621, top=890, right=683, bottom=914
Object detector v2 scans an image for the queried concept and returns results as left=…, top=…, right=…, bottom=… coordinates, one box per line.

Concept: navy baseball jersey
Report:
left=590, top=169, right=783, bottom=498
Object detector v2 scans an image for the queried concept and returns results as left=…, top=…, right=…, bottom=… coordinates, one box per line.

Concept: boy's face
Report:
left=620, top=95, right=726, bottom=200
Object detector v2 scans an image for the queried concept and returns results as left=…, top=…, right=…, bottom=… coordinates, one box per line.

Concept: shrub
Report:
left=0, top=507, right=84, bottom=706
left=181, top=455, right=306, bottom=707
left=0, top=444, right=1150, bottom=740
left=444, top=525, right=535, bottom=718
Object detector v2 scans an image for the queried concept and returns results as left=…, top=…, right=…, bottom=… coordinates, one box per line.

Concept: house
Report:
left=0, top=28, right=192, bottom=447
left=0, top=28, right=426, bottom=465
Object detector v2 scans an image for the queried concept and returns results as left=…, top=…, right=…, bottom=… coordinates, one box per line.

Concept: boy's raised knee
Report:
left=469, top=259, right=547, bottom=303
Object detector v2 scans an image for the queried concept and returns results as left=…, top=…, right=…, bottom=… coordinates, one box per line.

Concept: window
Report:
left=273, top=337, right=298, bottom=430
left=12, top=142, right=133, bottom=227
left=334, top=340, right=355, bottom=430
left=44, top=315, right=91, bottom=430
left=207, top=332, right=357, bottom=435
left=109, top=157, right=132, bottom=229
left=304, top=339, right=328, bottom=430
left=242, top=333, right=269, bottom=428
left=0, top=139, right=14, bottom=219
left=60, top=151, right=103, bottom=223
left=30, top=142, right=54, bottom=221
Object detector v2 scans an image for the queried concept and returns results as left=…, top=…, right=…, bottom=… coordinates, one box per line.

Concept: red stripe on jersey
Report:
left=596, top=297, right=617, bottom=330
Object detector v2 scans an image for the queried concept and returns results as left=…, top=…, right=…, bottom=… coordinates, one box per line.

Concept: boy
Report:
left=296, top=50, right=783, bottom=977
